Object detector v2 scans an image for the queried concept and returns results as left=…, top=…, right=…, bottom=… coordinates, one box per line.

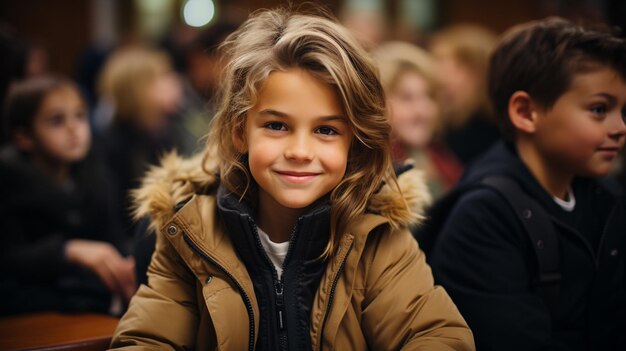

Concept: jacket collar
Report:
left=132, top=151, right=430, bottom=239
left=216, top=184, right=331, bottom=273
left=463, top=141, right=621, bottom=217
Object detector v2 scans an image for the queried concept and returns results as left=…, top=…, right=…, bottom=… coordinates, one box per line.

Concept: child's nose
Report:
left=608, top=113, right=626, bottom=140
left=284, top=133, right=314, bottom=161
left=66, top=119, right=85, bottom=136
left=67, top=121, right=80, bottom=134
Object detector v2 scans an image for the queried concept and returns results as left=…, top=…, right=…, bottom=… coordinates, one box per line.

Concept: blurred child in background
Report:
left=373, top=41, right=463, bottom=199
left=97, top=47, right=185, bottom=239
left=429, top=24, right=501, bottom=165
left=0, top=75, right=135, bottom=316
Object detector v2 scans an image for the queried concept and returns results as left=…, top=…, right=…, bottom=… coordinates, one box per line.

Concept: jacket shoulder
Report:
left=367, top=166, right=432, bottom=230
left=427, top=186, right=528, bottom=254
left=132, top=152, right=219, bottom=232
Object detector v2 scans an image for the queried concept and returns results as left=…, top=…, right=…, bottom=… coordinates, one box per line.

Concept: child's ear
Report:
left=508, top=91, right=537, bottom=134
left=232, top=123, right=247, bottom=153
left=13, top=129, right=35, bottom=152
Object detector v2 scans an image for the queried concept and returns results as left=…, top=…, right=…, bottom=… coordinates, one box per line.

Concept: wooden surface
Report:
left=0, top=313, right=119, bottom=351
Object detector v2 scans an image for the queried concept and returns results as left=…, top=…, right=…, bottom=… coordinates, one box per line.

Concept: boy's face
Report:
left=240, top=69, right=352, bottom=212
left=27, top=86, right=91, bottom=164
left=388, top=70, right=439, bottom=149
left=533, top=67, right=626, bottom=177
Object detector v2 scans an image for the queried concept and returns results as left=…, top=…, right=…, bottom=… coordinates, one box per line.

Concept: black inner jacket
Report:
left=217, top=185, right=330, bottom=351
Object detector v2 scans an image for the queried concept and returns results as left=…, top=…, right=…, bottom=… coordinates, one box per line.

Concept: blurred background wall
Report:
left=1, top=0, right=624, bottom=78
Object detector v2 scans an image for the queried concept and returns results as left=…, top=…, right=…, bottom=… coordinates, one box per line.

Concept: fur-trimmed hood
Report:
left=132, top=152, right=431, bottom=232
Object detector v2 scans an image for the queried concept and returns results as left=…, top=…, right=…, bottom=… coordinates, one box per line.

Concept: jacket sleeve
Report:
left=430, top=188, right=552, bottom=351
left=109, top=232, right=200, bottom=350
left=360, top=227, right=475, bottom=351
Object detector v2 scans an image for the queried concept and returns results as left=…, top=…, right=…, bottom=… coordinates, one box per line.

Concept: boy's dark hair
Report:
left=4, top=74, right=80, bottom=137
left=488, top=17, right=626, bottom=140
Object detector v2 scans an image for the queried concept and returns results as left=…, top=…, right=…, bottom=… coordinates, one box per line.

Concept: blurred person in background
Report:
left=97, top=46, right=184, bottom=239
left=0, top=75, right=134, bottom=316
left=340, top=6, right=386, bottom=51
left=373, top=41, right=463, bottom=200
left=169, top=21, right=240, bottom=152
left=429, top=24, right=501, bottom=166
left=0, top=24, right=49, bottom=146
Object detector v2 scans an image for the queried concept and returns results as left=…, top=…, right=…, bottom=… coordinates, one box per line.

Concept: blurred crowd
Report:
left=0, top=3, right=625, bottom=320
left=0, top=19, right=238, bottom=315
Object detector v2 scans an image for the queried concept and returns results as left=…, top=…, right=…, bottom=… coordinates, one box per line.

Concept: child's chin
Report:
left=61, top=152, right=88, bottom=164
left=577, top=167, right=612, bottom=178
left=281, top=201, right=314, bottom=210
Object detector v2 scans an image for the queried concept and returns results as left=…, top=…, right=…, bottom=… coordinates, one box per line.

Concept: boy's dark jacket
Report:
left=429, top=141, right=626, bottom=351
left=110, top=153, right=475, bottom=350
left=0, top=146, right=123, bottom=315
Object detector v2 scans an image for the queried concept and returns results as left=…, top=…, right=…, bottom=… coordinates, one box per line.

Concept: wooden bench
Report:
left=0, top=312, right=119, bottom=351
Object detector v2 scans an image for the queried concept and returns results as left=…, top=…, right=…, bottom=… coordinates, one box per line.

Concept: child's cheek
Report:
left=566, top=133, right=600, bottom=159
left=319, top=143, right=349, bottom=177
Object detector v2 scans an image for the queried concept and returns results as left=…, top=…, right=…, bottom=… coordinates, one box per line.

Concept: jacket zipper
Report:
left=248, top=216, right=301, bottom=351
left=183, top=234, right=255, bottom=351
left=318, top=241, right=354, bottom=350
left=275, top=279, right=288, bottom=350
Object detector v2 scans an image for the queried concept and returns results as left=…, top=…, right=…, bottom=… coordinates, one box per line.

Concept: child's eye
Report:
left=590, top=104, right=607, bottom=117
left=264, top=122, right=287, bottom=131
left=316, top=126, right=338, bottom=135
left=48, top=114, right=65, bottom=127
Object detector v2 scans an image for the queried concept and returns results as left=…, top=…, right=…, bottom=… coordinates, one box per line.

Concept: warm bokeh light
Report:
left=182, top=0, right=215, bottom=27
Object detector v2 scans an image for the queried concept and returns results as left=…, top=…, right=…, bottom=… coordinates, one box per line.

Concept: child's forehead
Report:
left=38, top=85, right=86, bottom=110
left=48, top=85, right=83, bottom=99
left=253, top=70, right=345, bottom=114
left=566, top=67, right=626, bottom=95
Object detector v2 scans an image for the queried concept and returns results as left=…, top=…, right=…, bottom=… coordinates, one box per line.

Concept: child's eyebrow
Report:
left=258, top=109, right=346, bottom=122
left=258, top=109, right=289, bottom=118
left=591, top=93, right=617, bottom=104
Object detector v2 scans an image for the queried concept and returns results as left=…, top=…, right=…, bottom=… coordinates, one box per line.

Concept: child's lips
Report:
left=275, top=170, right=320, bottom=183
left=596, top=146, right=621, bottom=159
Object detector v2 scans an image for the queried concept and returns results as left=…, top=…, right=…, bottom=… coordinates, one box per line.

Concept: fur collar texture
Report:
left=132, top=152, right=431, bottom=232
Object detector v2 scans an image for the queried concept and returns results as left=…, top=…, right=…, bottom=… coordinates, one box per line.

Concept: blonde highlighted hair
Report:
left=203, top=8, right=403, bottom=257
left=430, top=24, right=497, bottom=124
left=98, top=47, right=172, bottom=124
left=373, top=41, right=438, bottom=97
left=372, top=41, right=443, bottom=135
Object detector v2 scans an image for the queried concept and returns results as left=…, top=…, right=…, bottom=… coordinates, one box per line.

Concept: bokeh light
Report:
left=182, top=0, right=215, bottom=28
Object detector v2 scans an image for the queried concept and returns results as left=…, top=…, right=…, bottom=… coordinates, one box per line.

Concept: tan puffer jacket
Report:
left=109, top=153, right=474, bottom=350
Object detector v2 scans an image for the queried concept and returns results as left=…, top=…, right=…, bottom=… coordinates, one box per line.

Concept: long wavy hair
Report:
left=203, top=8, right=401, bottom=257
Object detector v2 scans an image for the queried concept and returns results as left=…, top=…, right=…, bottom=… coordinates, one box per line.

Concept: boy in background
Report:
left=429, top=18, right=626, bottom=350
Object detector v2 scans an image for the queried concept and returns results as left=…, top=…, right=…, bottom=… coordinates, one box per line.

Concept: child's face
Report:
left=533, top=67, right=626, bottom=177
left=28, top=86, right=91, bottom=164
left=240, top=69, right=352, bottom=211
left=389, top=70, right=439, bottom=148
left=431, top=44, right=479, bottom=115
left=149, top=72, right=182, bottom=116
